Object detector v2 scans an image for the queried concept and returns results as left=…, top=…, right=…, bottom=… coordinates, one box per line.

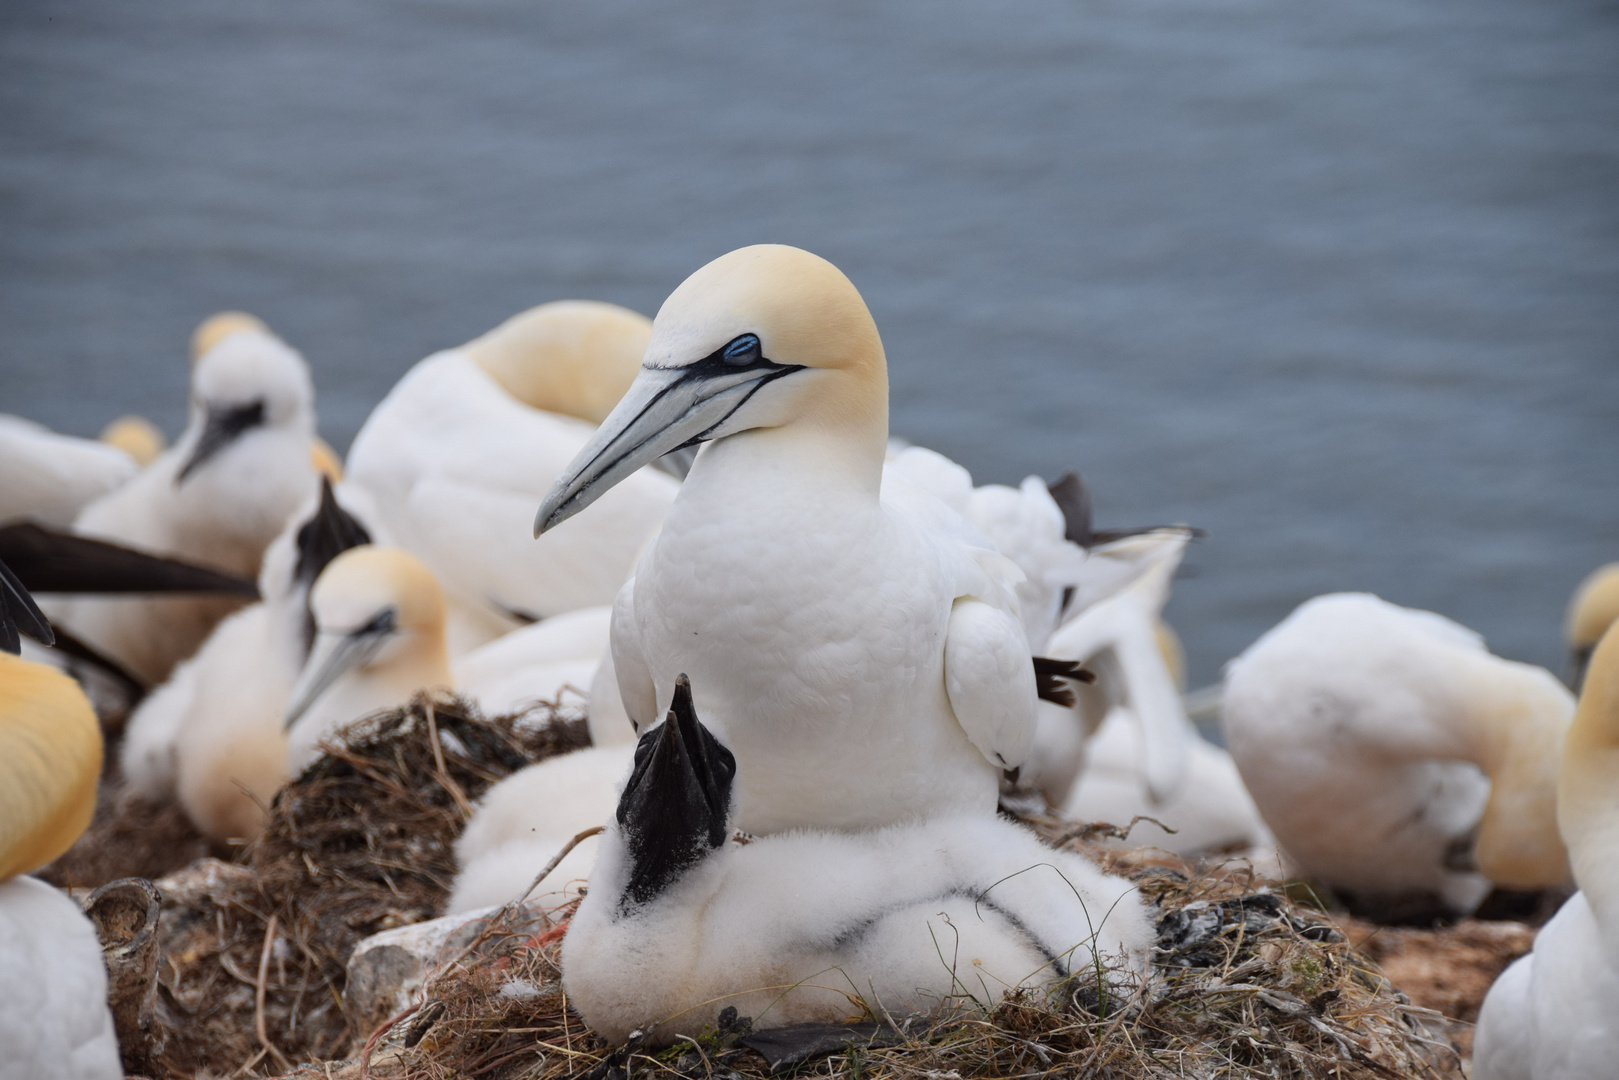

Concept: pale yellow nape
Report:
left=314, top=545, right=446, bottom=635
left=1155, top=619, right=1187, bottom=692
left=1568, top=563, right=1619, bottom=654
left=0, top=653, right=104, bottom=881
left=1558, top=622, right=1619, bottom=902
left=190, top=310, right=271, bottom=363
left=98, top=415, right=166, bottom=466
left=310, top=436, right=344, bottom=483
left=465, top=301, right=653, bottom=425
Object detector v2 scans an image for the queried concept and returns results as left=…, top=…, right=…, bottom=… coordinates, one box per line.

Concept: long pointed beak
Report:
left=283, top=614, right=395, bottom=731
left=176, top=400, right=266, bottom=485
left=534, top=359, right=801, bottom=536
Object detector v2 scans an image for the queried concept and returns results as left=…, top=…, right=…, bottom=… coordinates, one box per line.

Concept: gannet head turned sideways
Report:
left=283, top=545, right=446, bottom=731
left=533, top=244, right=887, bottom=535
left=177, top=325, right=315, bottom=485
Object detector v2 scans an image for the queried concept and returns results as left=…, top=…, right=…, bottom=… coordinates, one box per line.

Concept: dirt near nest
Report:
left=40, top=777, right=214, bottom=891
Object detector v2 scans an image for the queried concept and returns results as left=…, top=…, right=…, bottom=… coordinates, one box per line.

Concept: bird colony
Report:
left=0, top=245, right=1612, bottom=1080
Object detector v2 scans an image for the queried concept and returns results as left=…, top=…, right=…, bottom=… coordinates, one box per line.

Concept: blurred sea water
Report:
left=2, top=0, right=1616, bottom=686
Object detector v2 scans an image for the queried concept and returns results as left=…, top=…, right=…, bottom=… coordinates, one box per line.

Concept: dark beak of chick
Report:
left=176, top=399, right=266, bottom=485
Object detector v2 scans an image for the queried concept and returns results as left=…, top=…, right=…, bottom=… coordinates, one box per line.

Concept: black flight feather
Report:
left=1033, top=655, right=1095, bottom=708
left=0, top=521, right=259, bottom=598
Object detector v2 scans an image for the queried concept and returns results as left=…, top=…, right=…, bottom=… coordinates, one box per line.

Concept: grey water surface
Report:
left=3, top=0, right=1616, bottom=687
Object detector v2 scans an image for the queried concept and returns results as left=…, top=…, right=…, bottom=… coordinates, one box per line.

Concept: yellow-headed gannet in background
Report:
left=534, top=245, right=1039, bottom=835
left=1567, top=563, right=1619, bottom=691
left=0, top=414, right=139, bottom=528
left=119, top=479, right=378, bottom=841
left=46, top=320, right=319, bottom=685
left=1474, top=622, right=1619, bottom=1080
left=283, top=546, right=611, bottom=773
left=1223, top=593, right=1573, bottom=919
left=561, top=676, right=1150, bottom=1046
left=98, top=415, right=166, bottom=468
left=0, top=561, right=122, bottom=1080
left=345, top=301, right=678, bottom=654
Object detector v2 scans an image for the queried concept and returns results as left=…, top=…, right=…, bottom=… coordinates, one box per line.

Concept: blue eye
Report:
left=721, top=334, right=762, bottom=365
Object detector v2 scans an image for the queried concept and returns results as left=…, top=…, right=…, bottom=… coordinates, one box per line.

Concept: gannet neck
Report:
left=466, top=301, right=653, bottom=425
left=1560, top=623, right=1619, bottom=937
left=0, top=653, right=103, bottom=881
left=693, top=405, right=887, bottom=500
left=1462, top=655, right=1574, bottom=888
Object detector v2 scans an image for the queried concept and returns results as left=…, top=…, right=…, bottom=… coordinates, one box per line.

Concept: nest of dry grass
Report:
left=128, top=691, right=588, bottom=1078
left=290, top=819, right=1463, bottom=1080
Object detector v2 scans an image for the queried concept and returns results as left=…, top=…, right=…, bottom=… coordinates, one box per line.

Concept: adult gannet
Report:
left=47, top=323, right=319, bottom=685
left=1567, top=563, right=1619, bottom=691
left=98, top=415, right=166, bottom=467
left=283, top=546, right=611, bottom=772
left=345, top=301, right=678, bottom=653
left=0, top=414, right=138, bottom=528
left=1473, top=622, right=1619, bottom=1080
left=561, top=676, right=1150, bottom=1046
left=0, top=563, right=122, bottom=1080
left=1223, top=593, right=1574, bottom=918
left=117, top=479, right=377, bottom=840
left=534, top=245, right=1040, bottom=835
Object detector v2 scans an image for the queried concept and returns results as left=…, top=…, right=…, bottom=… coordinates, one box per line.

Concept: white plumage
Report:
left=1223, top=592, right=1573, bottom=916
left=535, top=245, right=1039, bottom=836
left=0, top=415, right=138, bottom=529
left=345, top=301, right=677, bottom=654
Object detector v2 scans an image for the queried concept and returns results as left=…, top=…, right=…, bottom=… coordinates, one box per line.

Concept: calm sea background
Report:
left=3, top=0, right=1616, bottom=688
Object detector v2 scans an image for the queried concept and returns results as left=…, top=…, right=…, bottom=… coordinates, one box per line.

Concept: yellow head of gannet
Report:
left=1567, top=563, right=1619, bottom=691
left=535, top=245, right=887, bottom=534
left=1559, top=622, right=1619, bottom=920
left=283, top=546, right=450, bottom=764
left=466, top=300, right=654, bottom=426
left=190, top=310, right=270, bottom=363
left=97, top=415, right=166, bottom=467
left=0, top=656, right=103, bottom=881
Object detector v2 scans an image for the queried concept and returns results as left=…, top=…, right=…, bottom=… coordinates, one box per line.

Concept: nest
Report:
left=284, top=822, right=1464, bottom=1080
left=127, top=692, right=589, bottom=1078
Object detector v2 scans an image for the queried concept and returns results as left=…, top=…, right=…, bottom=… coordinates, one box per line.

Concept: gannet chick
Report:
left=346, top=301, right=677, bottom=653
left=1024, top=529, right=1198, bottom=808
left=1223, top=593, right=1573, bottom=918
left=0, top=414, right=138, bottom=528
left=98, top=415, right=166, bottom=467
left=1473, top=622, right=1619, bottom=1080
left=447, top=742, right=633, bottom=912
left=284, top=546, right=452, bottom=771
left=0, top=569, right=121, bottom=1080
left=1567, top=563, right=1619, bottom=691
left=561, top=677, right=1150, bottom=1046
left=119, top=479, right=377, bottom=841
left=535, top=245, right=1039, bottom=835
left=47, top=323, right=319, bottom=685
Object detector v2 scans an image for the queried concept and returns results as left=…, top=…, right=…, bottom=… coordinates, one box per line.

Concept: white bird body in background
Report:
left=1473, top=622, right=1619, bottom=1080
left=451, top=605, right=609, bottom=719
left=346, top=301, right=677, bottom=654
left=1223, top=592, right=1573, bottom=917
left=535, top=246, right=1039, bottom=836
left=561, top=678, right=1150, bottom=1046
left=0, top=415, right=138, bottom=529
left=46, top=324, right=319, bottom=685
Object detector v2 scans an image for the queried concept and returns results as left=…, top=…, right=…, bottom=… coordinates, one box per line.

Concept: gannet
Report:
left=1567, top=563, right=1619, bottom=691
left=98, top=415, right=166, bottom=467
left=1023, top=529, right=1197, bottom=808
left=534, top=245, right=1040, bottom=835
left=46, top=323, right=319, bottom=685
left=1222, top=593, right=1574, bottom=918
left=0, top=414, right=138, bottom=528
left=561, top=676, right=1150, bottom=1046
left=1473, top=622, right=1619, bottom=1080
left=117, top=479, right=378, bottom=840
left=0, top=562, right=122, bottom=1080
left=283, top=546, right=609, bottom=772
left=346, top=301, right=678, bottom=653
